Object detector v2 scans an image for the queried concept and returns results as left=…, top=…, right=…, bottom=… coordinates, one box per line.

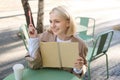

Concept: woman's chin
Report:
left=53, top=32, right=58, bottom=35
left=52, top=30, right=60, bottom=35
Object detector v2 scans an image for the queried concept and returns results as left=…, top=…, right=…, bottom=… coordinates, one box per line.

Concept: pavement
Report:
left=0, top=0, right=120, bottom=80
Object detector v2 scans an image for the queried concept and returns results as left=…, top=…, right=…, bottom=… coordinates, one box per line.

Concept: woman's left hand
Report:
left=74, top=56, right=84, bottom=70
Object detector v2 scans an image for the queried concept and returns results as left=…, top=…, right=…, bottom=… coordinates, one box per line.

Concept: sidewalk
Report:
left=0, top=0, right=120, bottom=80
left=89, top=30, right=120, bottom=80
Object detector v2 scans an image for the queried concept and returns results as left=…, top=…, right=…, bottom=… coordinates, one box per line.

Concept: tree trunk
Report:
left=21, top=0, right=35, bottom=27
left=36, top=0, right=44, bottom=33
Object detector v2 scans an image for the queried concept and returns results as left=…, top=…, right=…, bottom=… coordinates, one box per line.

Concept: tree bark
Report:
left=21, top=0, right=35, bottom=27
left=36, top=0, right=44, bottom=33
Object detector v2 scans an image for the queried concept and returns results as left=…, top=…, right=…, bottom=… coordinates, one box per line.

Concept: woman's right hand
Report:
left=28, top=24, right=37, bottom=38
left=74, top=56, right=84, bottom=70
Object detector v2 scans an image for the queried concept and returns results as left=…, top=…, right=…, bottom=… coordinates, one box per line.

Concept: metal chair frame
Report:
left=19, top=24, right=29, bottom=51
left=86, top=30, right=114, bottom=80
left=75, top=17, right=95, bottom=43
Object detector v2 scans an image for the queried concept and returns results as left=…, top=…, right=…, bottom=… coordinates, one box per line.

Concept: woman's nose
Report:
left=50, top=22, right=55, bottom=28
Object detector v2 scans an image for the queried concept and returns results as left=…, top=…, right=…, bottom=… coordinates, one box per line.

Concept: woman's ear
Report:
left=66, top=20, right=70, bottom=28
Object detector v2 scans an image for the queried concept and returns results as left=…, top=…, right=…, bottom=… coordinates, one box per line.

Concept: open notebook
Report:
left=40, top=42, right=79, bottom=68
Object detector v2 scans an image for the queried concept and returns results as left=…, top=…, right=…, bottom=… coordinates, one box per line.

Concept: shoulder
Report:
left=38, top=30, right=55, bottom=41
left=72, top=35, right=88, bottom=49
left=40, top=30, right=53, bottom=36
left=72, top=35, right=85, bottom=44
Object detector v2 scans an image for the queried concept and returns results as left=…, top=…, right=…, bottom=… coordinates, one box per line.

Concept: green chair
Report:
left=86, top=30, right=114, bottom=80
left=19, top=24, right=29, bottom=51
left=75, top=17, right=95, bottom=43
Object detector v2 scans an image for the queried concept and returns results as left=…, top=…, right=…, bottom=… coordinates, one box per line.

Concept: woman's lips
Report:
left=53, top=28, right=59, bottom=33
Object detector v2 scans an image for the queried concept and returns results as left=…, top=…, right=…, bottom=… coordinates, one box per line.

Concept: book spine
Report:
left=57, top=42, right=62, bottom=67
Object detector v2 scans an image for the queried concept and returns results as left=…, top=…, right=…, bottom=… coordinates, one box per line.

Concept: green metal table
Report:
left=4, top=68, right=81, bottom=80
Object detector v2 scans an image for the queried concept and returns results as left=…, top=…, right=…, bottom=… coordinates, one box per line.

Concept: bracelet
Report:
left=73, top=68, right=82, bottom=74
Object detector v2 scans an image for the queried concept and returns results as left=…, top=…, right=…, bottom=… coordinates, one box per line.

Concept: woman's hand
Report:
left=28, top=24, right=37, bottom=38
left=74, top=56, right=84, bottom=70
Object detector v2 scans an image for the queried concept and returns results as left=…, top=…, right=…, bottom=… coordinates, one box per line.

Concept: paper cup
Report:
left=13, top=64, right=24, bottom=80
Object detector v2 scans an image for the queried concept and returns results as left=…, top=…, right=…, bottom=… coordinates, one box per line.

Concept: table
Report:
left=4, top=68, right=81, bottom=80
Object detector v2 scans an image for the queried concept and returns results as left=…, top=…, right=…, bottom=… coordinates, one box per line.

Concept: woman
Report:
left=25, top=6, right=88, bottom=78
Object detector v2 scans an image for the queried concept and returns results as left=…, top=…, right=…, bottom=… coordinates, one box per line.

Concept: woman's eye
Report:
left=55, top=21, right=60, bottom=23
left=49, top=20, right=60, bottom=24
left=49, top=20, right=52, bottom=23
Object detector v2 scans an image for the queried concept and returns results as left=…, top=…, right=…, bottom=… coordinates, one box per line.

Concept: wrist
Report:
left=73, top=67, right=83, bottom=74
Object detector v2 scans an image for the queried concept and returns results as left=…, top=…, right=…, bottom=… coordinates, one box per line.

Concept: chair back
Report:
left=19, top=24, right=29, bottom=51
left=79, top=17, right=89, bottom=27
left=75, top=17, right=95, bottom=41
left=87, top=30, right=114, bottom=61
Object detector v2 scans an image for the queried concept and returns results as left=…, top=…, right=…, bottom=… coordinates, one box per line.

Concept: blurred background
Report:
left=0, top=0, right=120, bottom=80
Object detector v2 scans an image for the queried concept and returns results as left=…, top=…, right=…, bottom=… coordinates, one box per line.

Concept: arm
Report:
left=28, top=38, right=39, bottom=58
left=73, top=38, right=88, bottom=77
left=25, top=12, right=42, bottom=69
left=73, top=56, right=87, bottom=77
left=25, top=36, right=42, bottom=69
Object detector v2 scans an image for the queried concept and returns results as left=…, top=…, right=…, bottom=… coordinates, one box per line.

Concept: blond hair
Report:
left=49, top=6, right=76, bottom=36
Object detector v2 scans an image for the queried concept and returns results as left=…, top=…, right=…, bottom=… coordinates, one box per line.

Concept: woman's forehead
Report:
left=50, top=11, right=65, bottom=20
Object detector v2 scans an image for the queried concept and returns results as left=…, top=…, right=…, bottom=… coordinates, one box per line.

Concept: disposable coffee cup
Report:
left=13, top=64, right=24, bottom=80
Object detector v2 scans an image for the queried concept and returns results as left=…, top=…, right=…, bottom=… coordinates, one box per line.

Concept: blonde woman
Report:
left=25, top=6, right=88, bottom=78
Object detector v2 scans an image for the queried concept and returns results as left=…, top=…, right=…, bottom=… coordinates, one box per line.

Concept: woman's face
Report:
left=49, top=12, right=69, bottom=36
